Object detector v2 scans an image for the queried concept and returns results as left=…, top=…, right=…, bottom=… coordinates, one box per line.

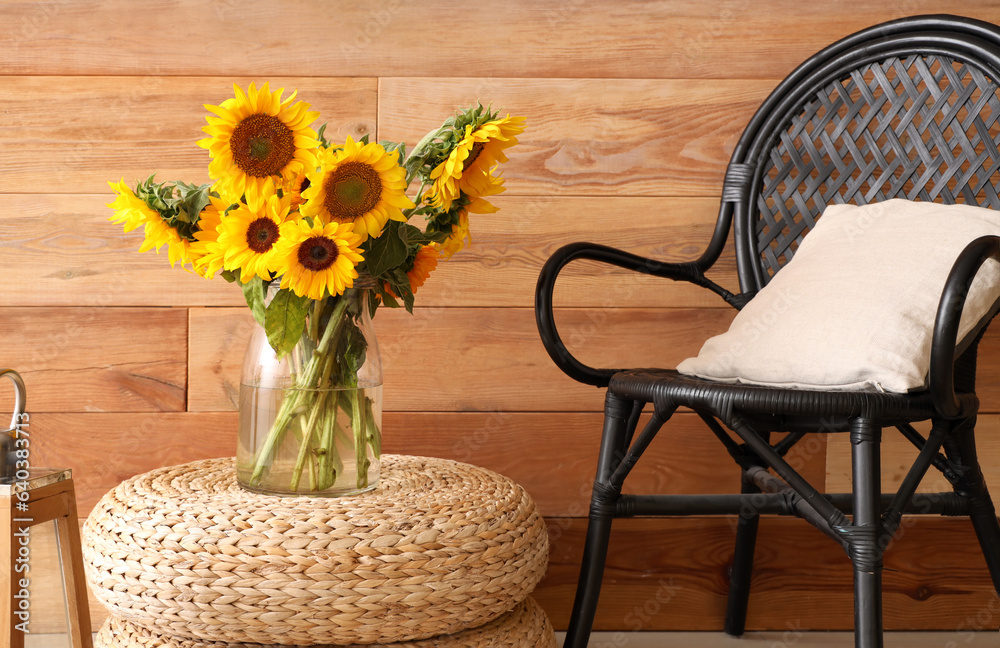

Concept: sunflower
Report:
left=273, top=219, right=364, bottom=300
left=198, top=82, right=320, bottom=204
left=300, top=137, right=415, bottom=241
left=215, top=193, right=297, bottom=282
left=435, top=210, right=471, bottom=259
left=107, top=178, right=158, bottom=232
left=108, top=179, right=193, bottom=267
left=428, top=115, right=525, bottom=211
left=138, top=216, right=194, bottom=267
left=188, top=195, right=233, bottom=278
left=285, top=171, right=310, bottom=210
left=386, top=245, right=440, bottom=298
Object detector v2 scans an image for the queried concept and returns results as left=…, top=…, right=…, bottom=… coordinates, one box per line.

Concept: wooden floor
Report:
left=556, top=632, right=999, bottom=647
left=23, top=631, right=998, bottom=647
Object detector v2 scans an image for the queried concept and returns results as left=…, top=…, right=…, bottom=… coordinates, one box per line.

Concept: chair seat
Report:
left=608, top=369, right=976, bottom=427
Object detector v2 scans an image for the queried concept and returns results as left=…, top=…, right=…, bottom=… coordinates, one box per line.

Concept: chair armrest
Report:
left=930, top=235, right=1000, bottom=418
left=534, top=241, right=741, bottom=387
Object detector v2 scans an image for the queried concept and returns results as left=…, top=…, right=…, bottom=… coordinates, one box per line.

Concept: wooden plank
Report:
left=825, top=415, right=1000, bottom=495
left=188, top=305, right=1000, bottom=414
left=419, top=195, right=740, bottom=308
left=536, top=516, right=1000, bottom=631
left=378, top=77, right=774, bottom=197
left=3, top=1, right=998, bottom=80
left=3, top=74, right=772, bottom=197
left=975, top=338, right=1000, bottom=413
left=187, top=306, right=737, bottom=413
left=0, top=194, right=736, bottom=308
left=0, top=308, right=186, bottom=412
left=29, top=515, right=998, bottom=633
left=28, top=413, right=235, bottom=514
left=382, top=412, right=827, bottom=513
left=186, top=309, right=257, bottom=413
left=0, top=194, right=244, bottom=308
left=26, top=411, right=827, bottom=518
left=0, top=76, right=376, bottom=194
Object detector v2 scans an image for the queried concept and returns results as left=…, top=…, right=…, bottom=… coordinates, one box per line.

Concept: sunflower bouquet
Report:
left=108, top=82, right=524, bottom=495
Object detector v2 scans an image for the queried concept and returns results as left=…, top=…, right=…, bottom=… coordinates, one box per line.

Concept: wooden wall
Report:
left=4, top=0, right=1000, bottom=635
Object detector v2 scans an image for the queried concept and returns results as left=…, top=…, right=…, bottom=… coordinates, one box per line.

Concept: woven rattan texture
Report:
left=756, top=54, right=1000, bottom=278
left=83, top=455, right=549, bottom=646
left=94, top=597, right=557, bottom=648
left=608, top=369, right=968, bottom=421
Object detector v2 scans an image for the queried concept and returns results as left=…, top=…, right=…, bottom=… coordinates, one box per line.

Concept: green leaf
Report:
left=386, top=267, right=415, bottom=313
left=373, top=283, right=399, bottom=311
left=316, top=122, right=330, bottom=148
left=175, top=181, right=214, bottom=225
left=379, top=140, right=406, bottom=160
left=242, top=277, right=266, bottom=327
left=397, top=222, right=449, bottom=247
left=264, top=288, right=311, bottom=358
left=368, top=288, right=385, bottom=319
left=220, top=269, right=239, bottom=283
left=362, top=220, right=408, bottom=277
left=337, top=320, right=368, bottom=384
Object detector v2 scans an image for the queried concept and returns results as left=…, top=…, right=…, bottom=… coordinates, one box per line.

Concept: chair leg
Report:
left=849, top=418, right=884, bottom=648
left=563, top=393, right=632, bottom=648
left=946, top=423, right=1000, bottom=593
left=724, top=478, right=760, bottom=636
left=563, top=513, right=615, bottom=648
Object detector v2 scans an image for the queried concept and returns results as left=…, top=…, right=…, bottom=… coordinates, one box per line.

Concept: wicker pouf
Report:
left=83, top=455, right=549, bottom=646
left=94, top=597, right=557, bottom=648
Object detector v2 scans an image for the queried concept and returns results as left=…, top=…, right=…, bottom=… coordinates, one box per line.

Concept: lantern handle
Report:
left=0, top=369, right=26, bottom=433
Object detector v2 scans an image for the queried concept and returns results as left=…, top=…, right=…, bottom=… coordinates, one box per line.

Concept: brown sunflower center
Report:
left=463, top=142, right=485, bottom=170
left=230, top=113, right=296, bottom=178
left=323, top=161, right=382, bottom=221
left=297, top=236, right=338, bottom=271
left=245, top=217, right=279, bottom=253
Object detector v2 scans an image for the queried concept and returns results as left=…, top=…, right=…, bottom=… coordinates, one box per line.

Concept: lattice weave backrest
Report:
left=755, top=54, right=1000, bottom=279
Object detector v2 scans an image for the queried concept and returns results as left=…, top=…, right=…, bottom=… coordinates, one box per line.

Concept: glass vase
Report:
left=237, top=285, right=382, bottom=496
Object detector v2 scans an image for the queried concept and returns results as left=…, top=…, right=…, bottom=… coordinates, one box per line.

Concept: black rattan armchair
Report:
left=536, top=15, right=1000, bottom=648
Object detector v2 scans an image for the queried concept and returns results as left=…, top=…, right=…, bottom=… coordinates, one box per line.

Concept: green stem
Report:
left=307, top=445, right=316, bottom=491
left=309, top=296, right=326, bottom=342
left=289, top=409, right=317, bottom=491
left=412, top=181, right=430, bottom=207
left=289, top=351, right=336, bottom=490
left=351, top=389, right=369, bottom=489
left=249, top=296, right=351, bottom=485
left=364, top=396, right=381, bottom=458
left=318, top=394, right=339, bottom=490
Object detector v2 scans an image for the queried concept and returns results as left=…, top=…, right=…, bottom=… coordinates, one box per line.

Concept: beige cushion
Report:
left=677, top=199, right=1000, bottom=392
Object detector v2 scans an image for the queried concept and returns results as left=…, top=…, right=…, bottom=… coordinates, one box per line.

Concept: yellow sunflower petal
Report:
left=300, top=141, right=414, bottom=243
left=215, top=193, right=295, bottom=282
left=199, top=83, right=320, bottom=205
left=107, top=179, right=159, bottom=233
left=272, top=220, right=364, bottom=299
left=427, top=115, right=524, bottom=211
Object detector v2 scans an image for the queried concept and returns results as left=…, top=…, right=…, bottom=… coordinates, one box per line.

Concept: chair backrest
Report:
left=707, top=15, right=1000, bottom=296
